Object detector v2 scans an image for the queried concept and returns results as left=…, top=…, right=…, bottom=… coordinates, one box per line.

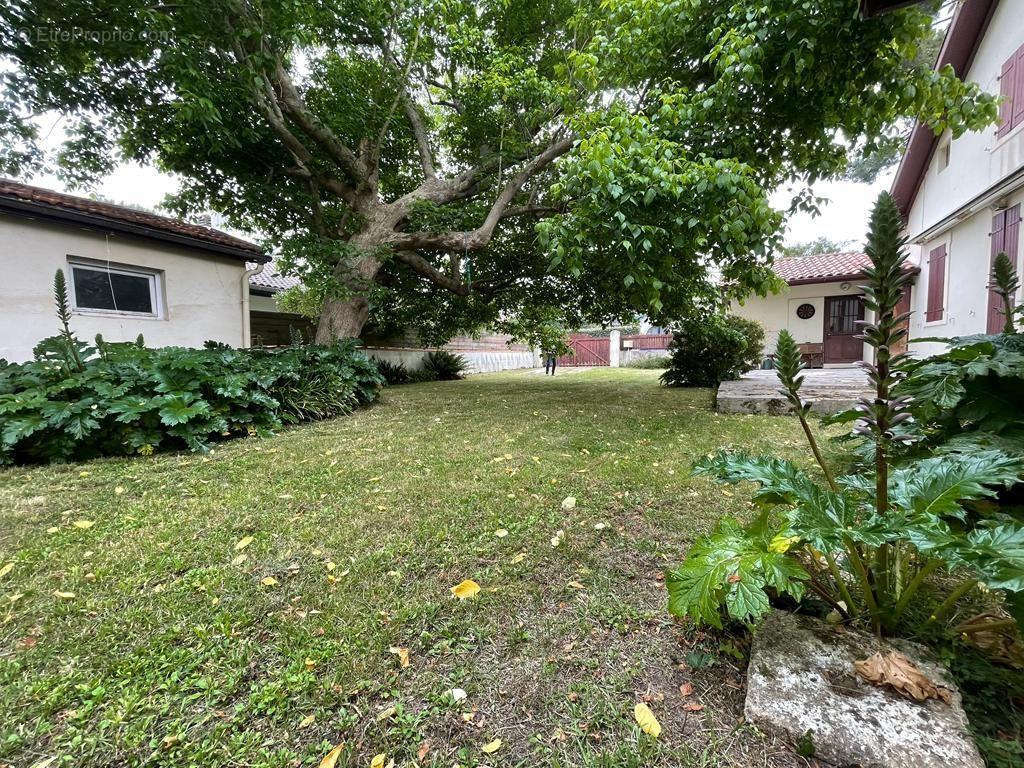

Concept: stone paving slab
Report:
left=746, top=610, right=983, bottom=768
left=717, top=368, right=872, bottom=415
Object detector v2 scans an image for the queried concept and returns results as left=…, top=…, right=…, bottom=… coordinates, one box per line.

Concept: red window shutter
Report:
left=987, top=209, right=1013, bottom=333
left=998, top=54, right=1017, bottom=138
left=1016, top=46, right=1024, bottom=131
left=926, top=244, right=947, bottom=322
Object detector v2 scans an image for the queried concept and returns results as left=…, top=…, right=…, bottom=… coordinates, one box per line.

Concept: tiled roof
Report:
left=0, top=178, right=266, bottom=262
left=772, top=251, right=872, bottom=285
left=249, top=266, right=299, bottom=293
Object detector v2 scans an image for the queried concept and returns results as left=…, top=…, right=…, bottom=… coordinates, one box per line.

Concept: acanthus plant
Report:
left=667, top=192, right=1024, bottom=637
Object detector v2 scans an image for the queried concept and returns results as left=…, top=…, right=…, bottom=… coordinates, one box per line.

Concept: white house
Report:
left=0, top=179, right=270, bottom=362
left=737, top=0, right=1022, bottom=364
left=892, top=0, right=1024, bottom=354
left=731, top=251, right=915, bottom=366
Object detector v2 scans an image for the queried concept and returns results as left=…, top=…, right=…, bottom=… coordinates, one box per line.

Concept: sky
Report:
left=29, top=159, right=894, bottom=251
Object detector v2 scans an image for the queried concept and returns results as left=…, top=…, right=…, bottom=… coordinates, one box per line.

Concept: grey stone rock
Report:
left=745, top=610, right=983, bottom=768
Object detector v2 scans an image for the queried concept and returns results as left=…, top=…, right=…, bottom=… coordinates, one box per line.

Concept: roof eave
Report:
left=0, top=196, right=269, bottom=264
left=890, top=0, right=999, bottom=217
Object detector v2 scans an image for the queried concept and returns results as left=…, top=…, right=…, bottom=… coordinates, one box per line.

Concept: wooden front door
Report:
left=824, top=295, right=864, bottom=363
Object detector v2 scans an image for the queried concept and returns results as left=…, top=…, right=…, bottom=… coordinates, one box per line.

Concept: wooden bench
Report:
left=797, top=342, right=824, bottom=369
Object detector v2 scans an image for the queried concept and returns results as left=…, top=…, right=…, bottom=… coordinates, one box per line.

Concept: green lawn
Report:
left=0, top=368, right=819, bottom=768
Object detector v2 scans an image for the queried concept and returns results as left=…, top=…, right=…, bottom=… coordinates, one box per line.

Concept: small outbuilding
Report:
left=731, top=252, right=915, bottom=367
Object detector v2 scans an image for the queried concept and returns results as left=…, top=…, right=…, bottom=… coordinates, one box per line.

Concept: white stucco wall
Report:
left=903, top=0, right=1024, bottom=356
left=0, top=214, right=248, bottom=363
left=905, top=0, right=1024, bottom=238
left=908, top=186, right=1024, bottom=356
left=731, top=281, right=869, bottom=360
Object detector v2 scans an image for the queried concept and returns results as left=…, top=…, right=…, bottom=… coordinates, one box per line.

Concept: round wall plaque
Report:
left=796, top=303, right=816, bottom=320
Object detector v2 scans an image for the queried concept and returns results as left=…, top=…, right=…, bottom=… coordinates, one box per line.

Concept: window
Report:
left=997, top=43, right=1024, bottom=139
left=925, top=244, right=946, bottom=323
left=68, top=259, right=162, bottom=317
left=988, top=205, right=1021, bottom=332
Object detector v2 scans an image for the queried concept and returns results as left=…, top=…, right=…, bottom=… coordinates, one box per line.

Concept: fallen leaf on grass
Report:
left=495, top=528, right=509, bottom=538
left=318, top=742, right=344, bottom=768
left=451, top=579, right=481, bottom=599
left=231, top=553, right=248, bottom=566
left=369, top=753, right=391, bottom=768
left=481, top=738, right=502, bottom=754
left=567, top=580, right=586, bottom=590
left=450, top=687, right=467, bottom=701
left=304, top=658, right=316, bottom=670
left=561, top=496, right=577, bottom=511
left=299, top=714, right=315, bottom=728
left=389, top=646, right=410, bottom=668
left=53, top=591, right=75, bottom=600
left=72, top=519, right=95, bottom=529
left=0, top=563, right=13, bottom=580
left=682, top=702, right=704, bottom=711
left=510, top=553, right=526, bottom=564
left=854, top=651, right=953, bottom=704
left=633, top=702, right=662, bottom=737
left=261, top=577, right=278, bottom=586
left=234, top=536, right=254, bottom=551
left=679, top=682, right=693, bottom=697
left=417, top=741, right=431, bottom=760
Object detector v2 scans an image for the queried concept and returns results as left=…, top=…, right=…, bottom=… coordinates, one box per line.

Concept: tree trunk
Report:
left=315, top=293, right=372, bottom=342
left=314, top=220, right=391, bottom=343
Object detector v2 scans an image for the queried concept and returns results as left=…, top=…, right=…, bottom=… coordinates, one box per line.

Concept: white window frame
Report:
left=67, top=257, right=164, bottom=319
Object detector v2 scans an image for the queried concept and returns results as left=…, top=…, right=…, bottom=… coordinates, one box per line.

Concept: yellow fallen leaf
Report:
left=634, top=702, right=662, bottom=737
left=481, top=739, right=503, bottom=754
left=389, top=646, right=410, bottom=668
left=325, top=561, right=337, bottom=571
left=299, top=714, right=315, bottom=728
left=369, top=753, right=386, bottom=768
left=304, top=657, right=316, bottom=670
left=510, top=552, right=526, bottom=564
left=231, top=553, right=248, bottom=566
left=114, top=486, right=125, bottom=495
left=72, top=519, right=95, bottom=529
left=234, top=536, right=254, bottom=551
left=0, top=563, right=13, bottom=580
left=495, top=529, right=509, bottom=538
left=53, top=590, right=75, bottom=600
left=261, top=577, right=278, bottom=586
left=561, top=496, right=577, bottom=511
left=451, top=579, right=481, bottom=599
left=769, top=534, right=799, bottom=553
left=46, top=526, right=60, bottom=534
left=567, top=580, right=586, bottom=590
left=318, top=742, right=344, bottom=768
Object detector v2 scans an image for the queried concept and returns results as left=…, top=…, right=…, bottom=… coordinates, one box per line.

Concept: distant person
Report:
left=544, top=351, right=557, bottom=375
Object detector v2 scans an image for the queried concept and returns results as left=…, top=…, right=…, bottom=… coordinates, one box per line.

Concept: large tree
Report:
left=0, top=0, right=995, bottom=342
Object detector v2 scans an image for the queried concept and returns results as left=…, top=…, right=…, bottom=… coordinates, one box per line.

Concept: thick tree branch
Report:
left=403, top=94, right=436, bottom=179
left=396, top=136, right=574, bottom=251
left=393, top=250, right=470, bottom=295
left=270, top=61, right=367, bottom=188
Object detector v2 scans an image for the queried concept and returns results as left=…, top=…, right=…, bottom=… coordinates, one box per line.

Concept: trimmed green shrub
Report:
left=421, top=350, right=468, bottom=380
left=626, top=355, right=671, bottom=369
left=0, top=337, right=383, bottom=464
left=373, top=357, right=412, bottom=385
left=660, top=314, right=764, bottom=387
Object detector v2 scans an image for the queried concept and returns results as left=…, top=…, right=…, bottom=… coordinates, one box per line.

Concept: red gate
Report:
left=557, top=334, right=610, bottom=366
